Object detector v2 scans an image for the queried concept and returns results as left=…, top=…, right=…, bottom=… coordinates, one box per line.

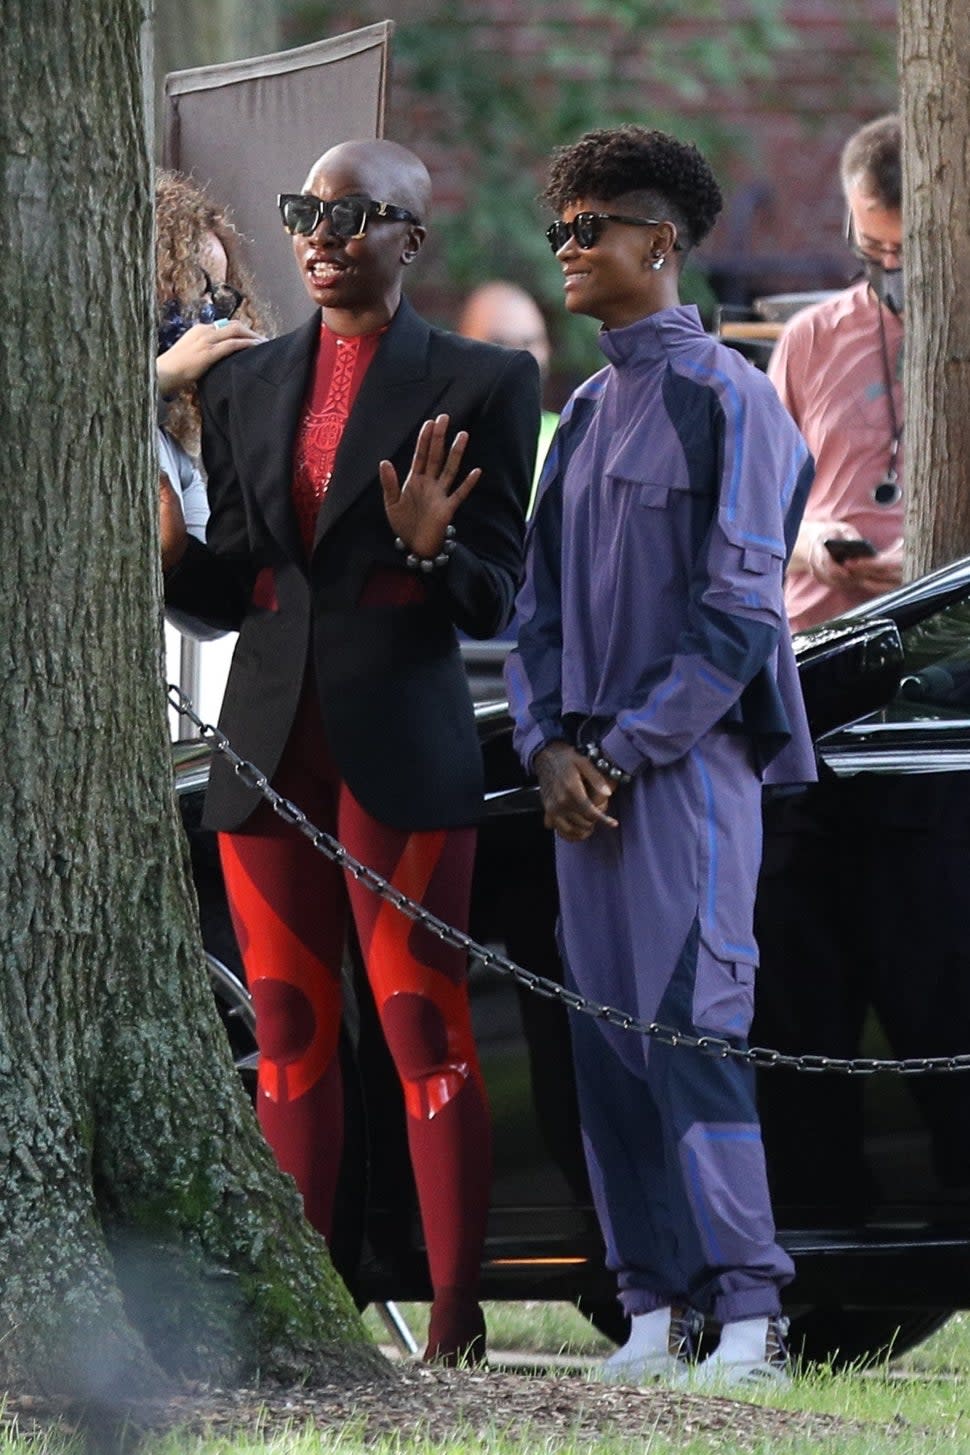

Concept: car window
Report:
left=893, top=597, right=970, bottom=716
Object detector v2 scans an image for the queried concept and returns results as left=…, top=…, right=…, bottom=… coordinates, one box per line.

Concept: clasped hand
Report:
left=534, top=741, right=620, bottom=842
left=379, top=413, right=481, bottom=559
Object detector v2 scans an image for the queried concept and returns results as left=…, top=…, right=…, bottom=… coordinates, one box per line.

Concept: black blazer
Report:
left=165, top=298, right=541, bottom=832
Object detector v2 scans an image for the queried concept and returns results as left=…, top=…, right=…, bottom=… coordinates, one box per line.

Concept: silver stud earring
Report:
left=651, top=254, right=665, bottom=271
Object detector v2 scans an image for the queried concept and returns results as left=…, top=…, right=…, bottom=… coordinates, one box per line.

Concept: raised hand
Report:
left=379, top=413, right=481, bottom=559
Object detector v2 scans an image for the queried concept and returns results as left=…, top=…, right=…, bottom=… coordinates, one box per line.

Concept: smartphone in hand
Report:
left=824, top=537, right=877, bottom=563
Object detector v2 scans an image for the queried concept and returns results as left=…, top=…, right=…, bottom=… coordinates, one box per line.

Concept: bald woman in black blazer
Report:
left=163, top=139, right=540, bottom=1365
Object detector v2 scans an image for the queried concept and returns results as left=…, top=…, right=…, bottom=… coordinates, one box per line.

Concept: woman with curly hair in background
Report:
left=155, top=170, right=267, bottom=558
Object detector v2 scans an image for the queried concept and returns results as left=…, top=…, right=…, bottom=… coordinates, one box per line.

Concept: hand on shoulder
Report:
left=157, top=319, right=265, bottom=397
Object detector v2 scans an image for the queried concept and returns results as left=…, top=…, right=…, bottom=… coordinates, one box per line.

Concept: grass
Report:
left=362, top=1304, right=970, bottom=1452
left=365, top=1300, right=970, bottom=1367
left=3, top=1309, right=970, bottom=1453
left=362, top=1298, right=613, bottom=1357
left=898, top=1310, right=970, bottom=1373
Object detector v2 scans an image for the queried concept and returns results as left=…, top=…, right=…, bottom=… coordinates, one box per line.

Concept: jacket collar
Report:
left=597, top=304, right=704, bottom=367
left=234, top=313, right=320, bottom=563
left=235, top=299, right=436, bottom=562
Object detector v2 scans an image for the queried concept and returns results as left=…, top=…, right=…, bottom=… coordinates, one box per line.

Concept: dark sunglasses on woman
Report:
left=201, top=269, right=244, bottom=321
left=278, top=192, right=422, bottom=240
left=545, top=211, right=681, bottom=254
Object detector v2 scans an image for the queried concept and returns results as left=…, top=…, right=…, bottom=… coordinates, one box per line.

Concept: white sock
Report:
left=604, top=1307, right=671, bottom=1365
left=708, top=1316, right=769, bottom=1365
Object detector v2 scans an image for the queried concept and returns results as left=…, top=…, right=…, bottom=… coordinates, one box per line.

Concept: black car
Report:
left=177, top=553, right=970, bottom=1367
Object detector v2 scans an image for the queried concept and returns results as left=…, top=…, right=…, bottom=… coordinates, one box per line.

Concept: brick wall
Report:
left=298, top=1, right=897, bottom=305
left=682, top=0, right=898, bottom=298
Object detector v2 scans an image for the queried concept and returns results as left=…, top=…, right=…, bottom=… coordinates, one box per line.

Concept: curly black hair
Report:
left=542, top=125, right=723, bottom=250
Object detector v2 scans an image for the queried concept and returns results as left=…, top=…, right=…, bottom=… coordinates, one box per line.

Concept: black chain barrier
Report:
left=169, top=683, right=970, bottom=1077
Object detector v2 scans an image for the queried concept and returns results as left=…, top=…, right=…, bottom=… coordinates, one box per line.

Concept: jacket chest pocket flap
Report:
left=605, top=432, right=704, bottom=507
left=606, top=466, right=702, bottom=512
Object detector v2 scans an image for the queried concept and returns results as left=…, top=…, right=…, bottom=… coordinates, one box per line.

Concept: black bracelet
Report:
left=394, top=524, right=456, bottom=573
left=582, top=740, right=632, bottom=785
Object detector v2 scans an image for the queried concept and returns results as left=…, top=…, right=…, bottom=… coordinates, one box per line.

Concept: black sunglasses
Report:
left=278, top=192, right=422, bottom=240
left=201, top=268, right=244, bottom=321
left=545, top=211, right=680, bottom=254
left=843, top=211, right=903, bottom=268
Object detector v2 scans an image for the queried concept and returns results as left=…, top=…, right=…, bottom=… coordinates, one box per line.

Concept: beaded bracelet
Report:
left=394, top=524, right=456, bottom=573
left=582, top=740, right=633, bottom=785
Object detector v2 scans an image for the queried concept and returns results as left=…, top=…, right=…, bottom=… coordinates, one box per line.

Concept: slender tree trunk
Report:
left=0, top=0, right=386, bottom=1400
left=154, top=0, right=282, bottom=76
left=900, top=0, right=970, bottom=576
left=153, top=0, right=282, bottom=154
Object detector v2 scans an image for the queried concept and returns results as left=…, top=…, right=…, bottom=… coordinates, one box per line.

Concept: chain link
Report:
left=169, top=684, right=970, bottom=1077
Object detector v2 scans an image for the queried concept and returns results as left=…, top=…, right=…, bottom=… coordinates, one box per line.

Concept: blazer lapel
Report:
left=236, top=313, right=319, bottom=563
left=312, top=298, right=447, bottom=549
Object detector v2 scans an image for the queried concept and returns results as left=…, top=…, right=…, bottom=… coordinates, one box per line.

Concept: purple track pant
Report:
left=555, top=729, right=794, bottom=1324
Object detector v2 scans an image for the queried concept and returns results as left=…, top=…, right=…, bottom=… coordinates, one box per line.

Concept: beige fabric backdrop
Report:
left=163, top=23, right=392, bottom=333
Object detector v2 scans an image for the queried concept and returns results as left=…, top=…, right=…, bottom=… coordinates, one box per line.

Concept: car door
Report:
left=756, top=558, right=970, bottom=1228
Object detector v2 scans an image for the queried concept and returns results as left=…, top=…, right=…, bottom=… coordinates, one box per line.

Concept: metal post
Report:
left=375, top=1301, right=420, bottom=1357
left=178, top=634, right=202, bottom=741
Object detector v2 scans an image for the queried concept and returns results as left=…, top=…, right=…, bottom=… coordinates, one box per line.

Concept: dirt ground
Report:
left=1, top=1364, right=895, bottom=1451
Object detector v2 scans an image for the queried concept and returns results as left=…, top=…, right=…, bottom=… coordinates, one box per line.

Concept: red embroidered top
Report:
left=291, top=324, right=383, bottom=554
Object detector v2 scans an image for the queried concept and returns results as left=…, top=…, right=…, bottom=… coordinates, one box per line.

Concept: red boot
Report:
left=423, top=1290, right=487, bottom=1366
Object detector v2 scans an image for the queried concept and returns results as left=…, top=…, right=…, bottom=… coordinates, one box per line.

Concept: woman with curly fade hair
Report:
left=506, top=126, right=816, bottom=1387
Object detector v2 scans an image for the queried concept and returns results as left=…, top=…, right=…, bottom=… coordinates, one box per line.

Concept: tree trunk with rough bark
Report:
left=900, top=0, right=970, bottom=577
left=0, top=0, right=386, bottom=1402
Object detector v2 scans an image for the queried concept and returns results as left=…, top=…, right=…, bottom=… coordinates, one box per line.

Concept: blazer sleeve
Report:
left=430, top=347, right=541, bottom=639
left=162, top=363, right=258, bottom=633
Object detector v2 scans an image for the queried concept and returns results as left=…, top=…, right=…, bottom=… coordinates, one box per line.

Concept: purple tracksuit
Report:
left=505, top=305, right=817, bottom=1323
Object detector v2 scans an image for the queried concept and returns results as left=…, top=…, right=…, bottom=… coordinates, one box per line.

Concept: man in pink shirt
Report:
left=769, top=115, right=903, bottom=631
left=757, top=113, right=970, bottom=1228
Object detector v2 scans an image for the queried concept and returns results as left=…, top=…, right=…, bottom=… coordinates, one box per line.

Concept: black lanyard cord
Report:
left=876, top=299, right=903, bottom=483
